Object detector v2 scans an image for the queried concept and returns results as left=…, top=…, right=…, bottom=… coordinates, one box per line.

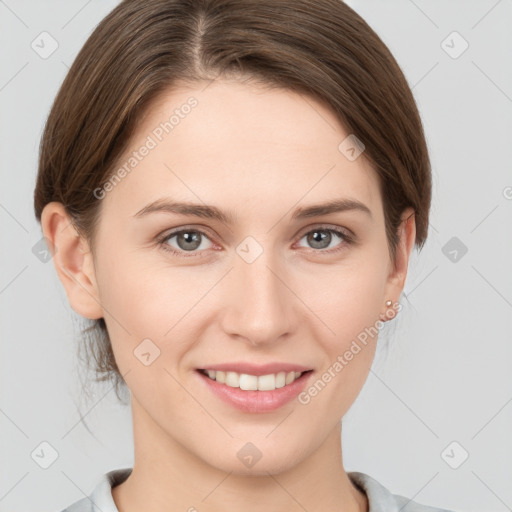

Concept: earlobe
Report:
left=40, top=202, right=104, bottom=320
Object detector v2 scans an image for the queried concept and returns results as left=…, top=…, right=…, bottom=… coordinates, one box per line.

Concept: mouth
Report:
left=197, top=368, right=313, bottom=391
left=195, top=368, right=314, bottom=413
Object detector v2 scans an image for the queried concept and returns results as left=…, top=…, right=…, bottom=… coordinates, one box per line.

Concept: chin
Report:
left=195, top=440, right=305, bottom=477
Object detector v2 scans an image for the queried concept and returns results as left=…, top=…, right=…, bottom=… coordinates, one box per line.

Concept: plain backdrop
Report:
left=1, top=1, right=511, bottom=511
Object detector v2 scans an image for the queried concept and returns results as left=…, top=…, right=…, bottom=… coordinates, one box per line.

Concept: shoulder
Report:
left=58, top=468, right=133, bottom=512
left=348, top=471, right=458, bottom=512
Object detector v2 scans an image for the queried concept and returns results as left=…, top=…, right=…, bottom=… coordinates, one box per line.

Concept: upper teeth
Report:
left=203, top=370, right=304, bottom=391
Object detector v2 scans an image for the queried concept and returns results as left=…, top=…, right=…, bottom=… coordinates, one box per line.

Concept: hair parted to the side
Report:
left=34, top=0, right=432, bottom=401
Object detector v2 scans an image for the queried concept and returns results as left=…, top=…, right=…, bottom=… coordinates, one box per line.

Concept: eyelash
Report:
left=156, top=225, right=355, bottom=258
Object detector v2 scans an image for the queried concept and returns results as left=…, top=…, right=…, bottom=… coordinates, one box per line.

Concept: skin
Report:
left=42, top=79, right=416, bottom=512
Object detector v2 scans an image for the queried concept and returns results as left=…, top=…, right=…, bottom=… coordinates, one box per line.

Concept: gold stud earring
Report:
left=385, top=300, right=392, bottom=307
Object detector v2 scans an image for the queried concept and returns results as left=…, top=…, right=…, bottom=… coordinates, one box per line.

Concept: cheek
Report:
left=94, top=249, right=197, bottom=369
left=303, top=258, right=387, bottom=345
left=96, top=246, right=186, bottom=326
left=297, top=257, right=387, bottom=402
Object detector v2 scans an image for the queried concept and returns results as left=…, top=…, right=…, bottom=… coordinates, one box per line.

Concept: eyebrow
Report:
left=133, top=197, right=372, bottom=223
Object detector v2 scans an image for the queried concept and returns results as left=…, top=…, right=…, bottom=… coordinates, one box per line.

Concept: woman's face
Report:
left=56, top=79, right=414, bottom=474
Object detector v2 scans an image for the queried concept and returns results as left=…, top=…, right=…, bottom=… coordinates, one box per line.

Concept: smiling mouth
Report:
left=197, top=368, right=313, bottom=391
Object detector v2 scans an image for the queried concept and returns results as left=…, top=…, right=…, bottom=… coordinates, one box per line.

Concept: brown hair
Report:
left=34, top=0, right=431, bottom=400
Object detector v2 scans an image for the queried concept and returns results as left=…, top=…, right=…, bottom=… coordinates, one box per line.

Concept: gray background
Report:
left=1, top=1, right=511, bottom=511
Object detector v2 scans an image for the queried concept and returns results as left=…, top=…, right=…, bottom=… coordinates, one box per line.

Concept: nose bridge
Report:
left=222, top=240, right=292, bottom=345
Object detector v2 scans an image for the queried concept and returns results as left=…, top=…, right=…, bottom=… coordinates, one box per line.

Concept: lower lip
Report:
left=195, top=370, right=313, bottom=413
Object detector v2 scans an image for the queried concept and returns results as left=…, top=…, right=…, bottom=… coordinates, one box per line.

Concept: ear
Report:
left=40, top=202, right=103, bottom=320
left=380, top=207, right=416, bottom=321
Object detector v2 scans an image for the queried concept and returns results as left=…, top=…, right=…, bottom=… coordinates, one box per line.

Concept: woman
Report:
left=34, top=0, right=455, bottom=510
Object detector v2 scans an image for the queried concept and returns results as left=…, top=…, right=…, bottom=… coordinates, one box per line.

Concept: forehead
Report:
left=102, top=79, right=380, bottom=219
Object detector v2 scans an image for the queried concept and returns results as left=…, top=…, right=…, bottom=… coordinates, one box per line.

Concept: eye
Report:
left=158, top=228, right=214, bottom=257
left=296, top=226, right=353, bottom=253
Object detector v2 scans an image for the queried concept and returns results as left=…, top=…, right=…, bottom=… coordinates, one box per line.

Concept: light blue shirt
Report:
left=59, top=467, right=456, bottom=512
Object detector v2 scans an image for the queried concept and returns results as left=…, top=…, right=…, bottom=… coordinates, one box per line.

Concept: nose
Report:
left=220, top=248, right=294, bottom=347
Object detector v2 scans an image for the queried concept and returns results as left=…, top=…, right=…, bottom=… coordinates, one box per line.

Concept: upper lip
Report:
left=197, top=362, right=313, bottom=376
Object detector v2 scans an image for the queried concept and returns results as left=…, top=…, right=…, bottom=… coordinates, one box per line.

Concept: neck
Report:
left=112, top=397, right=368, bottom=512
